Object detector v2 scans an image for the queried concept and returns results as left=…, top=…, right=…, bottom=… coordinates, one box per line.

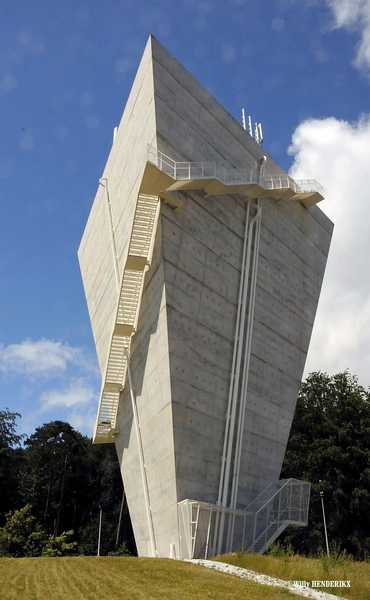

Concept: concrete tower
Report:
left=78, top=36, right=333, bottom=559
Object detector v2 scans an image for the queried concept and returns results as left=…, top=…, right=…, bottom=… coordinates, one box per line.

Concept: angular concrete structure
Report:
left=78, top=36, right=333, bottom=559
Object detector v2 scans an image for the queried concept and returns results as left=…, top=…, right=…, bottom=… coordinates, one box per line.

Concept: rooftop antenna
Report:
left=255, top=122, right=264, bottom=145
left=241, top=108, right=247, bottom=131
left=241, top=109, right=264, bottom=145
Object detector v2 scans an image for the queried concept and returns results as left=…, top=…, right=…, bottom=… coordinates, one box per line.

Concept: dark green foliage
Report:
left=0, top=409, right=25, bottom=526
left=22, top=421, right=91, bottom=535
left=0, top=504, right=77, bottom=557
left=281, top=371, right=370, bottom=558
left=0, top=504, right=47, bottom=557
left=0, top=409, right=24, bottom=448
left=0, top=413, right=136, bottom=555
left=78, top=514, right=117, bottom=555
left=42, top=530, right=77, bottom=556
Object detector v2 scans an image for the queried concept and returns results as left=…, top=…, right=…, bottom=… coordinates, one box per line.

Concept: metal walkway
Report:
left=93, top=194, right=159, bottom=444
left=147, top=144, right=324, bottom=207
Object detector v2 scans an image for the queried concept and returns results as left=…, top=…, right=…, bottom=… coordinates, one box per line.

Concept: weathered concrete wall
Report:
left=79, top=35, right=333, bottom=557
left=237, top=198, right=332, bottom=506
left=149, top=36, right=333, bottom=511
left=115, top=216, right=178, bottom=558
left=78, top=39, right=158, bottom=375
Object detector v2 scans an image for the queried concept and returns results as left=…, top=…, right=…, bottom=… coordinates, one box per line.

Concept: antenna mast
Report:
left=241, top=109, right=264, bottom=145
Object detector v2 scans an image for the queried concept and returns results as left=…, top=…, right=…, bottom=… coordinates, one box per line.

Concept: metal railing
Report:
left=245, top=479, right=310, bottom=554
left=147, top=145, right=324, bottom=198
left=93, top=193, right=160, bottom=443
left=177, top=479, right=310, bottom=559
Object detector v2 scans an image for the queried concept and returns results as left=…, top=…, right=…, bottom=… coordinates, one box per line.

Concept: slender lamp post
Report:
left=97, top=505, right=102, bottom=557
left=319, top=487, right=330, bottom=557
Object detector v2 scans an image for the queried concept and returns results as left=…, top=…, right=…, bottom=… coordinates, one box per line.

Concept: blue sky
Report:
left=1, top=0, right=370, bottom=437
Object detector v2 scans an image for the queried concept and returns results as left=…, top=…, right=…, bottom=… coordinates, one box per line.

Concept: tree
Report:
left=0, top=504, right=47, bottom=557
left=0, top=409, right=25, bottom=526
left=77, top=443, right=136, bottom=555
left=22, top=421, right=91, bottom=535
left=0, top=409, right=24, bottom=448
left=0, top=416, right=136, bottom=555
left=0, top=504, right=77, bottom=557
left=281, top=371, right=370, bottom=558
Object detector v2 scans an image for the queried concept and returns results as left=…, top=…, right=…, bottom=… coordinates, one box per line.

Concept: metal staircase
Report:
left=245, top=479, right=311, bottom=554
left=93, top=147, right=324, bottom=445
left=93, top=193, right=160, bottom=444
left=177, top=479, right=310, bottom=559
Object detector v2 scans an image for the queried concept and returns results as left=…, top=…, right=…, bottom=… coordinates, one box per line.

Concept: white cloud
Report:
left=0, top=337, right=100, bottom=437
left=0, top=338, right=96, bottom=377
left=288, top=114, right=370, bottom=388
left=325, top=0, right=370, bottom=70
left=67, top=410, right=96, bottom=435
left=38, top=378, right=97, bottom=412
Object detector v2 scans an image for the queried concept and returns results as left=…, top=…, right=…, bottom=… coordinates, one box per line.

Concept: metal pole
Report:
left=126, top=350, right=157, bottom=557
left=205, top=505, right=213, bottom=559
left=99, top=178, right=120, bottom=293
left=320, top=491, right=330, bottom=556
left=97, top=505, right=102, bottom=557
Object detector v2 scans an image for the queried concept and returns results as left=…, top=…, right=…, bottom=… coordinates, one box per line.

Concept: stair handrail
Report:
left=244, top=478, right=293, bottom=515
left=246, top=479, right=310, bottom=553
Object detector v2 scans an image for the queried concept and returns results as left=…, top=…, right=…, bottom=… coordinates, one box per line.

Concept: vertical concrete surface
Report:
left=78, top=35, right=333, bottom=557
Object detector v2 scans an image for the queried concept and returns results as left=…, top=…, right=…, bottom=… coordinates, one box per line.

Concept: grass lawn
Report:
left=218, top=552, right=369, bottom=599
left=1, top=553, right=367, bottom=599
left=0, top=556, right=299, bottom=600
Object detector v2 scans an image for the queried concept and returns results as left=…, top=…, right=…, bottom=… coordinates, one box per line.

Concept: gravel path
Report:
left=186, top=559, right=348, bottom=600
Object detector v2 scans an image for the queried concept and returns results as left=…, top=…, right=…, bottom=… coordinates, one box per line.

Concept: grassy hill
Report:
left=0, top=556, right=298, bottom=600
left=218, top=552, right=367, bottom=599
left=0, top=553, right=367, bottom=599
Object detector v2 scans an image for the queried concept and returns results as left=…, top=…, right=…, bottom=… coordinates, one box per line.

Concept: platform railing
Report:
left=147, top=144, right=323, bottom=198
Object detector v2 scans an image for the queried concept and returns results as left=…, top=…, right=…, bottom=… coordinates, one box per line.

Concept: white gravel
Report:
left=186, top=559, right=348, bottom=600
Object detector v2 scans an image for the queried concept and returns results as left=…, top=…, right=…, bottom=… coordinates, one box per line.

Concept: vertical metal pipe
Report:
left=230, top=202, right=262, bottom=510
left=192, top=504, right=200, bottom=559
left=226, top=202, right=262, bottom=551
left=320, top=491, right=330, bottom=556
left=217, top=203, right=250, bottom=503
left=99, top=178, right=120, bottom=293
left=205, top=505, right=213, bottom=559
left=221, top=207, right=260, bottom=505
left=126, top=350, right=157, bottom=557
left=97, top=505, right=102, bottom=556
left=215, top=201, right=251, bottom=553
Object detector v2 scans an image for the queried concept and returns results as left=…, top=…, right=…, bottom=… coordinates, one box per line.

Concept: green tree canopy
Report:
left=0, top=414, right=135, bottom=555
left=0, top=409, right=25, bottom=526
left=22, top=421, right=92, bottom=535
left=281, top=371, right=370, bottom=558
left=0, top=409, right=24, bottom=448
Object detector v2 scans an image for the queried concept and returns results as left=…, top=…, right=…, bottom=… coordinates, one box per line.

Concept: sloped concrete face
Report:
left=149, top=36, right=332, bottom=511
left=78, top=38, right=158, bottom=375
left=79, top=35, right=333, bottom=558
left=161, top=190, right=244, bottom=506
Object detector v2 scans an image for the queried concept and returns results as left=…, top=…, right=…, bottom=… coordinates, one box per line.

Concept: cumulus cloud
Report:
left=325, top=0, right=370, bottom=71
left=38, top=378, right=96, bottom=412
left=288, top=114, right=370, bottom=387
left=0, top=338, right=96, bottom=377
left=67, top=410, right=96, bottom=435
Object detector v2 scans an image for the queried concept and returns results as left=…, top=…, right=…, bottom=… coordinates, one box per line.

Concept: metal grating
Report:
left=93, top=194, right=159, bottom=443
